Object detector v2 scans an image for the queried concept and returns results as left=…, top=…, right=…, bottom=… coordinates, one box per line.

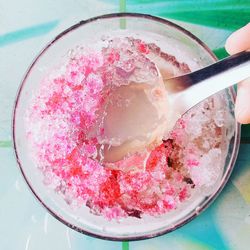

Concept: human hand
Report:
left=225, top=23, right=250, bottom=124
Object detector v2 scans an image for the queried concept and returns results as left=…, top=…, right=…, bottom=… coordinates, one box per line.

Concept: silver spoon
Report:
left=100, top=51, right=250, bottom=163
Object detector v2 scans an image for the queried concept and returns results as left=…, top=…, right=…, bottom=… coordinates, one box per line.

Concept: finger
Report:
left=235, top=78, right=250, bottom=124
left=225, top=23, right=250, bottom=54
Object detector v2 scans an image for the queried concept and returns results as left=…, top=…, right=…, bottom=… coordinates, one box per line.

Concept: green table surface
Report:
left=0, top=1, right=250, bottom=249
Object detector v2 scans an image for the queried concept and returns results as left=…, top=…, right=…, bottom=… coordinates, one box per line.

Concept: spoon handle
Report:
left=168, top=51, right=250, bottom=114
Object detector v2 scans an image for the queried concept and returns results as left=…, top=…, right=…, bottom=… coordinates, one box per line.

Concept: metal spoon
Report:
left=101, top=51, right=250, bottom=163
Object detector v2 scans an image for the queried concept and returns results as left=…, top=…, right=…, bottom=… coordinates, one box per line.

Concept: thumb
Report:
left=225, top=23, right=250, bottom=124
left=235, top=78, right=250, bottom=124
left=225, top=23, right=250, bottom=54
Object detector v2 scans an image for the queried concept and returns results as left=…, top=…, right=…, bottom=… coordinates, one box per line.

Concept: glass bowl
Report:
left=13, top=13, right=240, bottom=241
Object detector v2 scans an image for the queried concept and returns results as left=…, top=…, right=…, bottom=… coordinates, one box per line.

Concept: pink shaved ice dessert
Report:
left=26, top=36, right=234, bottom=220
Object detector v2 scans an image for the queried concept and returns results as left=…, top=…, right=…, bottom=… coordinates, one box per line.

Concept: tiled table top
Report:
left=1, top=1, right=250, bottom=249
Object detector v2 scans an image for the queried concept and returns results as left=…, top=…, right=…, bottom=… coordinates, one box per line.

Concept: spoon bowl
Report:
left=102, top=51, right=250, bottom=163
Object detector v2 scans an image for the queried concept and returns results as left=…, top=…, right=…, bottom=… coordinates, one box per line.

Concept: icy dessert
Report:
left=26, top=34, right=234, bottom=220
